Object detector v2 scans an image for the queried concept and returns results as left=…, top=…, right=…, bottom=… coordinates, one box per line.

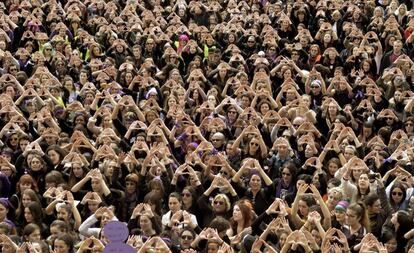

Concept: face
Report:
left=24, top=207, right=33, bottom=222
left=327, top=190, right=341, bottom=209
left=281, top=167, right=292, bottom=185
left=207, top=242, right=219, bottom=253
left=30, top=157, right=42, bottom=171
left=57, top=207, right=70, bottom=221
left=211, top=135, right=224, bottom=149
left=345, top=209, right=359, bottom=226
left=181, top=190, right=193, bottom=205
left=180, top=230, right=194, bottom=249
left=0, top=203, right=8, bottom=221
left=48, top=150, right=60, bottom=165
left=72, top=166, right=84, bottom=178
left=91, top=178, right=101, bottom=192
left=352, top=168, right=363, bottom=181
left=139, top=215, right=152, bottom=231
left=328, top=162, right=339, bottom=176
left=298, top=200, right=309, bottom=217
left=249, top=139, right=260, bottom=152
left=213, top=198, right=226, bottom=213
left=391, top=187, right=404, bottom=204
left=20, top=182, right=32, bottom=192
left=126, top=181, right=136, bottom=194
left=54, top=239, right=69, bottom=253
left=369, top=199, right=381, bottom=214
left=335, top=209, right=346, bottom=222
left=260, top=102, right=270, bottom=114
left=358, top=174, right=369, bottom=190
left=22, top=193, right=33, bottom=207
left=385, top=238, right=397, bottom=253
left=27, top=229, right=41, bottom=242
left=249, top=174, right=262, bottom=190
left=88, top=202, right=100, bottom=213
left=168, top=196, right=181, bottom=213
left=232, top=205, right=243, bottom=221
left=344, top=147, right=355, bottom=161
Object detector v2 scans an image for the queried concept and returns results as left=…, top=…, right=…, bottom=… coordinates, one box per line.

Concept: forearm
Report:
left=71, top=177, right=89, bottom=192
left=72, top=206, right=82, bottom=231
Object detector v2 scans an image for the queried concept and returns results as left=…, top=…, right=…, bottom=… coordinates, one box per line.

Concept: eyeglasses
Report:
left=181, top=192, right=191, bottom=197
left=214, top=200, right=224, bottom=205
left=392, top=191, right=403, bottom=196
left=181, top=235, right=193, bottom=240
left=345, top=213, right=356, bottom=218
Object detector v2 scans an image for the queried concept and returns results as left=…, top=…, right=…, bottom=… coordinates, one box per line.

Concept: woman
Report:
left=46, top=145, right=66, bottom=171
left=342, top=203, right=369, bottom=251
left=231, top=159, right=274, bottom=215
left=274, top=162, right=297, bottom=199
left=27, top=154, right=51, bottom=192
left=22, top=223, right=42, bottom=242
left=232, top=129, right=268, bottom=160
left=178, top=228, right=196, bottom=251
left=67, top=162, right=89, bottom=190
left=0, top=198, right=15, bottom=233
left=385, top=211, right=414, bottom=252
left=388, top=182, right=409, bottom=211
left=161, top=192, right=198, bottom=230
left=15, top=189, right=41, bottom=227
left=10, top=174, right=39, bottom=211
left=128, top=205, right=161, bottom=237
left=23, top=202, right=48, bottom=237
left=180, top=186, right=202, bottom=222
left=53, top=233, right=74, bottom=253
left=122, top=174, right=141, bottom=221
left=228, top=200, right=254, bottom=248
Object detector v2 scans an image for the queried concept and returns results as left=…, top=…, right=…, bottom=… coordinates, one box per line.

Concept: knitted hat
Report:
left=335, top=200, right=349, bottom=212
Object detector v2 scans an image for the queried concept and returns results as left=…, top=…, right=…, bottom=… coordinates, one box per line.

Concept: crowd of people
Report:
left=1, top=0, right=414, bottom=252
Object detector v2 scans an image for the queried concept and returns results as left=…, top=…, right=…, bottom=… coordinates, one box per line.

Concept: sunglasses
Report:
left=181, top=235, right=193, bottom=240
left=181, top=192, right=191, bottom=197
left=214, top=200, right=224, bottom=205
left=392, top=191, right=403, bottom=196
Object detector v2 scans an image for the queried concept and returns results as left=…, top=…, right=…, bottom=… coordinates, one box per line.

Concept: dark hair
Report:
left=297, top=174, right=312, bottom=184
left=389, top=182, right=407, bottom=206
left=26, top=202, right=43, bottom=224
left=22, top=223, right=41, bottom=241
left=209, top=216, right=231, bottom=233
left=54, top=233, right=74, bottom=252
left=348, top=202, right=370, bottom=232
left=50, top=220, right=69, bottom=233
left=143, top=191, right=163, bottom=216
left=281, top=161, right=298, bottom=180
left=364, top=193, right=379, bottom=207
